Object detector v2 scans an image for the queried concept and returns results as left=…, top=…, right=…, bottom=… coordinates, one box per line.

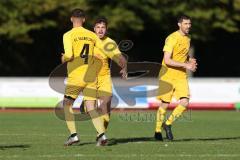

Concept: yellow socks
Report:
left=102, top=114, right=110, bottom=132
left=91, top=116, right=105, bottom=135
left=88, top=109, right=105, bottom=135
left=63, top=102, right=77, bottom=134
left=155, top=107, right=166, bottom=132
left=166, top=105, right=186, bottom=125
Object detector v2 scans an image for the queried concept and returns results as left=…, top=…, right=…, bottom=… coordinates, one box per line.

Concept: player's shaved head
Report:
left=71, top=8, right=85, bottom=18
left=70, top=8, right=85, bottom=26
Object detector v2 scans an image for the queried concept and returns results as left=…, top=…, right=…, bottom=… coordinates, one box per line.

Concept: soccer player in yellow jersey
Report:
left=154, top=15, right=197, bottom=141
left=61, top=9, right=126, bottom=146
left=94, top=17, right=127, bottom=135
left=80, top=17, right=127, bottom=142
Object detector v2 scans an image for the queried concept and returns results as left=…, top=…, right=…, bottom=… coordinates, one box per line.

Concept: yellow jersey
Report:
left=160, top=31, right=191, bottom=79
left=93, top=36, right=121, bottom=76
left=63, top=27, right=120, bottom=78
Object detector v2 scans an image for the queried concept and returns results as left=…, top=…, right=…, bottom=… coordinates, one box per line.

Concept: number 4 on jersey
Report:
left=80, top=44, right=89, bottom=64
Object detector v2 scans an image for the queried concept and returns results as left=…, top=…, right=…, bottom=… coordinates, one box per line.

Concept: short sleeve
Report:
left=163, top=35, right=177, bottom=53
left=95, top=38, right=121, bottom=60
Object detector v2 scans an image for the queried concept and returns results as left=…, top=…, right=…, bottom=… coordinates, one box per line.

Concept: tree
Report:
left=1, top=0, right=240, bottom=41
left=0, top=0, right=240, bottom=76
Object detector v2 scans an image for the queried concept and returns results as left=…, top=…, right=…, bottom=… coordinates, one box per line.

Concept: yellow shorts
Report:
left=97, top=74, right=112, bottom=97
left=157, top=77, right=189, bottom=103
left=65, top=76, right=97, bottom=100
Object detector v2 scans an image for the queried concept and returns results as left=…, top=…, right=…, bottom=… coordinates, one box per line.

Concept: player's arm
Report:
left=163, top=36, right=186, bottom=68
left=110, top=51, right=128, bottom=79
left=105, top=44, right=128, bottom=79
left=111, top=47, right=127, bottom=69
left=95, top=37, right=127, bottom=68
left=102, top=41, right=128, bottom=78
left=164, top=52, right=186, bottom=68
left=163, top=36, right=196, bottom=72
left=164, top=51, right=197, bottom=72
left=62, top=33, right=74, bottom=63
left=94, top=36, right=127, bottom=78
left=119, top=65, right=128, bottom=79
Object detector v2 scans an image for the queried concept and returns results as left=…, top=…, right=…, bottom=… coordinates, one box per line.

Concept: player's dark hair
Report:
left=71, top=8, right=85, bottom=18
left=177, top=15, right=191, bottom=23
left=94, top=17, right=108, bottom=27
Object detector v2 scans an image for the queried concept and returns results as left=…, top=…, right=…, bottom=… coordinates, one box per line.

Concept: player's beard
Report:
left=182, top=28, right=190, bottom=35
left=184, top=26, right=191, bottom=34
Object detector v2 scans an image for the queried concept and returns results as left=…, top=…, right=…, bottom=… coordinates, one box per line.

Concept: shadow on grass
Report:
left=0, top=144, right=30, bottom=150
left=107, top=136, right=240, bottom=146
left=107, top=137, right=155, bottom=146
left=69, top=136, right=240, bottom=146
left=174, top=136, right=240, bottom=142
left=71, top=137, right=155, bottom=146
left=77, top=142, right=95, bottom=146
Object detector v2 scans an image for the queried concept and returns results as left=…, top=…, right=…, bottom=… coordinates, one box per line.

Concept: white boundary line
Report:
left=1, top=154, right=240, bottom=159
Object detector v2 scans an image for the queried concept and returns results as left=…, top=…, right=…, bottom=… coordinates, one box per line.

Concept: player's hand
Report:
left=185, top=61, right=197, bottom=72
left=189, top=58, right=197, bottom=65
left=61, top=53, right=74, bottom=63
left=120, top=67, right=128, bottom=80
left=185, top=57, right=197, bottom=72
left=61, top=53, right=65, bottom=64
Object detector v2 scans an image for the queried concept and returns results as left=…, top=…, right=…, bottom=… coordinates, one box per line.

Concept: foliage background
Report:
left=0, top=0, right=240, bottom=76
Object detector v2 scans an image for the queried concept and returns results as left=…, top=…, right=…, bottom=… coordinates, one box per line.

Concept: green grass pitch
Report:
left=0, top=110, right=240, bottom=160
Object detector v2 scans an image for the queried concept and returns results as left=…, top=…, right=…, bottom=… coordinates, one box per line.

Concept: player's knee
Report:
left=63, top=96, right=75, bottom=106
left=159, top=100, right=169, bottom=109
left=99, top=96, right=112, bottom=104
left=179, top=97, right=189, bottom=107
left=85, top=100, right=96, bottom=111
